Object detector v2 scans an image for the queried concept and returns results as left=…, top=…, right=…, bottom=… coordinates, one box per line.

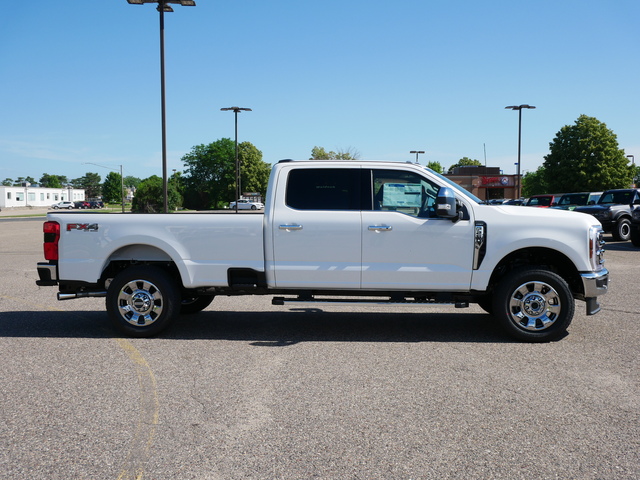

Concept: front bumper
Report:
left=580, top=268, right=609, bottom=315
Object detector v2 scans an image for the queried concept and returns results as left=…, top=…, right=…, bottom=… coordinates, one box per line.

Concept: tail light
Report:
left=43, top=221, right=60, bottom=260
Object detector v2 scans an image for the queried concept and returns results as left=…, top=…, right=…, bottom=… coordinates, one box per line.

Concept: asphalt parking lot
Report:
left=0, top=215, right=638, bottom=479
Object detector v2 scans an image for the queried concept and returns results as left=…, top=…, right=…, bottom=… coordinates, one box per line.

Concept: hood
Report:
left=574, top=204, right=609, bottom=213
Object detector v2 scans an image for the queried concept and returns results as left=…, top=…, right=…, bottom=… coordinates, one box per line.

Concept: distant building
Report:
left=0, top=185, right=85, bottom=209
left=445, top=166, right=519, bottom=201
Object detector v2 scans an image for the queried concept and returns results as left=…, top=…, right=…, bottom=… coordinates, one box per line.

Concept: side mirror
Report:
left=436, top=187, right=459, bottom=220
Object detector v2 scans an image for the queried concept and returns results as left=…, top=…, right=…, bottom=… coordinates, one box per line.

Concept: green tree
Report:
left=39, top=173, right=67, bottom=188
left=426, top=161, right=444, bottom=174
left=123, top=176, right=142, bottom=189
left=238, top=142, right=271, bottom=194
left=543, top=115, right=632, bottom=192
left=2, top=178, right=12, bottom=186
left=522, top=167, right=548, bottom=197
left=310, top=146, right=361, bottom=160
left=181, top=138, right=270, bottom=210
left=13, top=176, right=35, bottom=186
left=447, top=157, right=483, bottom=173
left=71, top=172, right=102, bottom=199
left=131, top=175, right=182, bottom=213
left=102, top=171, right=124, bottom=204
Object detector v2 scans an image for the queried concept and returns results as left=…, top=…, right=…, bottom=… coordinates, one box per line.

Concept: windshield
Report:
left=422, top=166, right=483, bottom=204
left=598, top=191, right=631, bottom=205
left=559, top=193, right=588, bottom=206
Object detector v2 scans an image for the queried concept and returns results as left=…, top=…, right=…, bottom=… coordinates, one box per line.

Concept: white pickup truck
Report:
left=36, top=160, right=609, bottom=342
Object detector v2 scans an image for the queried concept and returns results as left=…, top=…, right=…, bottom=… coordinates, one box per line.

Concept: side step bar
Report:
left=272, top=296, right=469, bottom=308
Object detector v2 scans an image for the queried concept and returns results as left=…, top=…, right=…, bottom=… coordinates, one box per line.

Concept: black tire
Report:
left=612, top=218, right=631, bottom=241
left=492, top=267, right=574, bottom=342
left=180, top=295, right=215, bottom=314
left=631, top=227, right=640, bottom=247
left=251, top=204, right=257, bottom=210
left=106, top=265, right=180, bottom=337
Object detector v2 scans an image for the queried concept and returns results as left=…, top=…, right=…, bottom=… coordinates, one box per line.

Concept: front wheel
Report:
left=612, top=218, right=631, bottom=241
left=106, top=266, right=181, bottom=337
left=492, top=267, right=574, bottom=342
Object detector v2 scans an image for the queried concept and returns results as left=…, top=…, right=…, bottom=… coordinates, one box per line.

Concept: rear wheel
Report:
left=612, top=218, right=631, bottom=241
left=106, top=266, right=180, bottom=337
left=492, top=267, right=574, bottom=342
left=180, top=295, right=215, bottom=314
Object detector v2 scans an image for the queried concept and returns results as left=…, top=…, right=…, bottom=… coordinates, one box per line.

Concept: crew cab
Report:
left=36, top=160, right=609, bottom=342
left=574, top=188, right=640, bottom=241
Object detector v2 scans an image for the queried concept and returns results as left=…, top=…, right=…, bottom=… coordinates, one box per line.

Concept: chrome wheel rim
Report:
left=508, top=281, right=561, bottom=331
left=117, top=279, right=164, bottom=327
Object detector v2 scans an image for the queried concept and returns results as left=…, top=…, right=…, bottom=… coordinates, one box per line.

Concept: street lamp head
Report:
left=127, top=0, right=196, bottom=7
left=409, top=151, right=425, bottom=154
left=505, top=104, right=536, bottom=110
left=221, top=106, right=252, bottom=113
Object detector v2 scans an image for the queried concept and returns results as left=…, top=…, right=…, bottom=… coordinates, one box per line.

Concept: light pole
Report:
left=505, top=104, right=536, bottom=199
left=410, top=150, right=425, bottom=163
left=83, top=162, right=126, bottom=213
left=221, top=107, right=252, bottom=212
left=126, top=0, right=196, bottom=213
left=628, top=155, right=636, bottom=187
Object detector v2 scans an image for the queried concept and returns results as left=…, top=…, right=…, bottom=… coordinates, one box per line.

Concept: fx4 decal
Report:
left=67, top=223, right=99, bottom=232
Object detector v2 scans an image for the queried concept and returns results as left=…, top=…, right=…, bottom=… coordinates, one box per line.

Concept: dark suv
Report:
left=575, top=188, right=640, bottom=241
left=630, top=204, right=640, bottom=247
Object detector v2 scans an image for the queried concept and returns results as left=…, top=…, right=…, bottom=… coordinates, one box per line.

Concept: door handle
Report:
left=279, top=224, right=303, bottom=231
left=368, top=225, right=392, bottom=232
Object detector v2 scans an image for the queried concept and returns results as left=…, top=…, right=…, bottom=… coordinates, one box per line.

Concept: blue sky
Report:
left=1, top=0, right=639, bottom=183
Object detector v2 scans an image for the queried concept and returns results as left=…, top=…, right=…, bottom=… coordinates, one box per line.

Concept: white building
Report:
left=0, top=185, right=85, bottom=209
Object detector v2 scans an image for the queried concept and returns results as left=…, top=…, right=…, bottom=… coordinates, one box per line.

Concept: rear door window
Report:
left=286, top=168, right=361, bottom=210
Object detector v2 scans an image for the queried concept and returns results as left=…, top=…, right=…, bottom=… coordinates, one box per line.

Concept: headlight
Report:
left=596, top=210, right=612, bottom=220
left=589, top=226, right=605, bottom=271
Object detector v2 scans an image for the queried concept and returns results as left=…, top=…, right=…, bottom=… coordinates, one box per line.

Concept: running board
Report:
left=272, top=296, right=469, bottom=308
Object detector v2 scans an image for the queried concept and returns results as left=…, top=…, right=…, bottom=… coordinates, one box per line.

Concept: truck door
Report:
left=270, top=167, right=363, bottom=289
left=361, top=169, right=475, bottom=291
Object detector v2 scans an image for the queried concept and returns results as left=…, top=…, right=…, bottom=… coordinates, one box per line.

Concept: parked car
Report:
left=553, top=192, right=602, bottom=211
left=504, top=198, right=525, bottom=206
left=74, top=201, right=91, bottom=209
left=229, top=199, right=264, bottom=210
left=51, top=201, right=74, bottom=210
left=525, top=194, right=563, bottom=208
left=574, top=188, right=640, bottom=241
left=631, top=204, right=640, bottom=247
left=89, top=201, right=104, bottom=209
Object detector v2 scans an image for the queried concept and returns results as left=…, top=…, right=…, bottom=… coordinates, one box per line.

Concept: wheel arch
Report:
left=485, top=247, right=582, bottom=297
left=99, top=244, right=186, bottom=289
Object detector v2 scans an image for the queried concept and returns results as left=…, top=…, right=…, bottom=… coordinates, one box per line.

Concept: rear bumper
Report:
left=580, top=268, right=609, bottom=315
left=36, top=262, right=58, bottom=286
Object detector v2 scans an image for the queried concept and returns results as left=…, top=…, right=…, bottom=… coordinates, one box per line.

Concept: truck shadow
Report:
left=0, top=309, right=518, bottom=343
